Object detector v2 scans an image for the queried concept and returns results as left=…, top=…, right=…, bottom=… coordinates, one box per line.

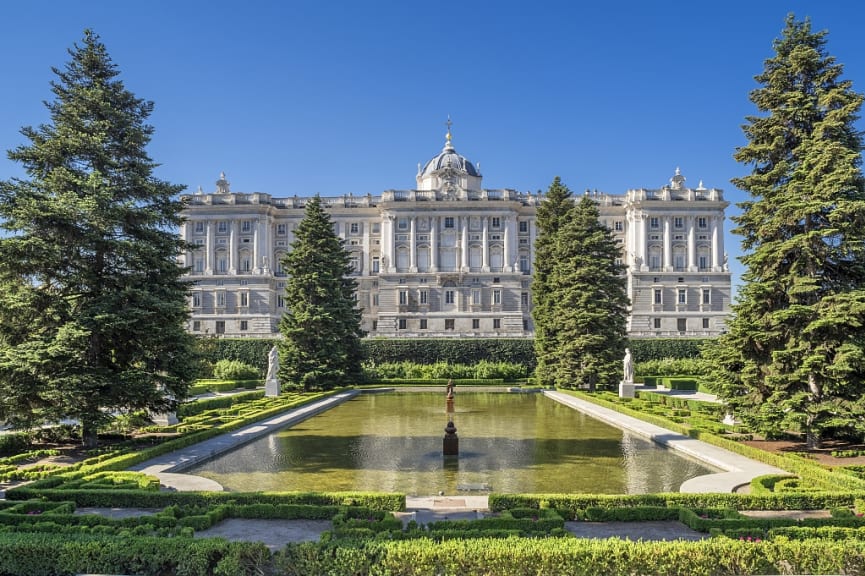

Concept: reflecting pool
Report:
left=186, top=392, right=718, bottom=494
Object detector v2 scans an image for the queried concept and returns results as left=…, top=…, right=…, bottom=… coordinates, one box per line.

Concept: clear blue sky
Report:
left=2, top=1, right=864, bottom=291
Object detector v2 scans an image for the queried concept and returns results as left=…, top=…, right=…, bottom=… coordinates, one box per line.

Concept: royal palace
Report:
left=180, top=130, right=731, bottom=338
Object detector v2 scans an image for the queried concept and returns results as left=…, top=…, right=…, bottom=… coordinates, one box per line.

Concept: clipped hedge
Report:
left=362, top=338, right=536, bottom=368
left=0, top=532, right=270, bottom=576
left=629, top=338, right=711, bottom=361
left=276, top=537, right=865, bottom=575
left=488, top=492, right=861, bottom=520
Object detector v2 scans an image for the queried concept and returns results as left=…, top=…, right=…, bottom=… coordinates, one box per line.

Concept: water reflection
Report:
left=187, top=393, right=718, bottom=494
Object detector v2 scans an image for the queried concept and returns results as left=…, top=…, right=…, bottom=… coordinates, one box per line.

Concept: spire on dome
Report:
left=216, top=172, right=230, bottom=194
left=444, top=115, right=454, bottom=151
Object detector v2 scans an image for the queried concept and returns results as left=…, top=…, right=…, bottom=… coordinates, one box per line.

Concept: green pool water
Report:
left=186, top=392, right=718, bottom=494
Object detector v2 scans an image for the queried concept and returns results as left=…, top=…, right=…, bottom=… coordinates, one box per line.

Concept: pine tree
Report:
left=532, top=177, right=576, bottom=385
left=277, top=195, right=364, bottom=390
left=0, top=30, right=197, bottom=447
left=707, top=15, right=865, bottom=449
left=548, top=195, right=629, bottom=390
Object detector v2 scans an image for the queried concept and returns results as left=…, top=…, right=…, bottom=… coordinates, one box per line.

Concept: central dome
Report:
left=420, top=136, right=480, bottom=178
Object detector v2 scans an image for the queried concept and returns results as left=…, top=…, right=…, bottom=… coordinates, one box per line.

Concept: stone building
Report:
left=180, top=129, right=731, bottom=338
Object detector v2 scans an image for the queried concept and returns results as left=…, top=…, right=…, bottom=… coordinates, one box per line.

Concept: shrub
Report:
left=212, top=359, right=260, bottom=381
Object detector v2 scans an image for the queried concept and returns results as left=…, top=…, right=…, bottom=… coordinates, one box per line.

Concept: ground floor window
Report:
left=420, top=319, right=427, bottom=330
left=493, top=319, right=501, bottom=329
left=240, top=320, right=248, bottom=331
left=192, top=321, right=201, bottom=332
left=398, top=318, right=407, bottom=330
left=215, top=321, right=225, bottom=334
left=677, top=318, right=687, bottom=332
left=472, top=319, right=480, bottom=329
left=445, top=319, right=455, bottom=330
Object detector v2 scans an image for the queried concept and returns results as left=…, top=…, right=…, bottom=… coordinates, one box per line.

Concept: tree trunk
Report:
left=806, top=372, right=822, bottom=450
left=81, top=421, right=98, bottom=449
left=806, top=429, right=821, bottom=451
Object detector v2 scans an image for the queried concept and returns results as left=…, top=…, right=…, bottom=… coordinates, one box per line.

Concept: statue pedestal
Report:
left=618, top=380, right=635, bottom=399
left=151, top=412, right=178, bottom=426
left=265, top=379, right=280, bottom=397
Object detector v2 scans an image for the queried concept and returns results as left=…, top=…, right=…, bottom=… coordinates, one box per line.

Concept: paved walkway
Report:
left=543, top=390, right=784, bottom=493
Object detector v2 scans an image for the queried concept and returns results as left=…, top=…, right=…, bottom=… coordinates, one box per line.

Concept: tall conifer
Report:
left=0, top=31, right=196, bottom=446
left=532, top=177, right=575, bottom=384
left=549, top=195, right=629, bottom=390
left=278, top=195, right=364, bottom=390
left=708, top=16, right=865, bottom=448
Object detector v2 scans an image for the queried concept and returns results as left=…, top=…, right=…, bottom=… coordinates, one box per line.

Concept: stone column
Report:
left=482, top=216, right=490, bottom=272
left=430, top=216, right=438, bottom=272
left=205, top=220, right=214, bottom=274
left=229, top=220, right=238, bottom=274
left=253, top=219, right=261, bottom=274
left=262, top=216, right=272, bottom=274
left=687, top=216, right=697, bottom=271
left=663, top=217, right=672, bottom=271
left=180, top=220, right=192, bottom=268
left=504, top=216, right=513, bottom=272
left=409, top=216, right=417, bottom=272
left=711, top=215, right=722, bottom=271
left=460, top=216, right=469, bottom=271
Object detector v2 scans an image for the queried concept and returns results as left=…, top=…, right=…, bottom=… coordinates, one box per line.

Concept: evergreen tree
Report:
left=278, top=195, right=364, bottom=390
left=532, top=177, right=576, bottom=385
left=707, top=16, right=865, bottom=448
left=548, top=195, right=629, bottom=390
left=0, top=31, right=197, bottom=447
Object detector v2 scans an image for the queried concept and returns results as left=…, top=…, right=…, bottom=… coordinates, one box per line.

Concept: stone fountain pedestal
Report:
left=443, top=420, right=459, bottom=456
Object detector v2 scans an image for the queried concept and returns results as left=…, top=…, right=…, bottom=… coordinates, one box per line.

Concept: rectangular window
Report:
left=674, top=217, right=683, bottom=228
left=654, top=289, right=662, bottom=304
left=217, top=221, right=228, bottom=233
left=653, top=318, right=661, bottom=329
left=372, top=257, right=380, bottom=273
left=215, top=321, right=225, bottom=334
left=491, top=217, right=501, bottom=228
left=372, top=223, right=380, bottom=234
left=192, top=293, right=201, bottom=307
left=650, top=217, right=659, bottom=228
left=493, top=319, right=501, bottom=329
left=444, top=217, right=455, bottom=229
left=698, top=217, right=707, bottom=228
left=519, top=221, right=528, bottom=233
left=239, top=292, right=248, bottom=307
left=699, top=256, right=708, bottom=270
left=445, top=290, right=455, bottom=304
left=472, top=289, right=481, bottom=305
left=702, top=289, right=710, bottom=304
left=677, top=318, right=687, bottom=332
left=521, top=292, right=529, bottom=308
left=350, top=222, right=359, bottom=234
left=277, top=223, right=287, bottom=236
left=192, top=321, right=201, bottom=332
left=472, top=319, right=480, bottom=330
left=398, top=318, right=407, bottom=330
left=678, top=289, right=686, bottom=304
left=239, top=320, right=248, bottom=331
left=493, top=289, right=501, bottom=305
left=241, top=220, right=251, bottom=233
left=372, top=293, right=379, bottom=306
left=520, top=255, right=529, bottom=272
left=445, top=319, right=455, bottom=330
left=419, top=290, right=428, bottom=305
left=399, top=290, right=408, bottom=305
left=277, top=295, right=285, bottom=308
left=615, top=221, right=624, bottom=231
left=420, top=319, right=427, bottom=330
left=349, top=256, right=359, bottom=273
left=216, top=291, right=225, bottom=307
left=194, top=221, right=204, bottom=233
left=702, top=318, right=710, bottom=329
left=398, top=218, right=408, bottom=230
left=372, top=320, right=378, bottom=331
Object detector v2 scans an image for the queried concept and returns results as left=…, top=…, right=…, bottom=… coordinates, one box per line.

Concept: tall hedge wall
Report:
left=195, top=337, right=713, bottom=374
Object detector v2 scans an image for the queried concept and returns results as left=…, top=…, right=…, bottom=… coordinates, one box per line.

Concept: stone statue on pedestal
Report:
left=265, top=345, right=280, bottom=397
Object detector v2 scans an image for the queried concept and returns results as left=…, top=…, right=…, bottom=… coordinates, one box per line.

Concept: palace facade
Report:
left=180, top=131, right=731, bottom=338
